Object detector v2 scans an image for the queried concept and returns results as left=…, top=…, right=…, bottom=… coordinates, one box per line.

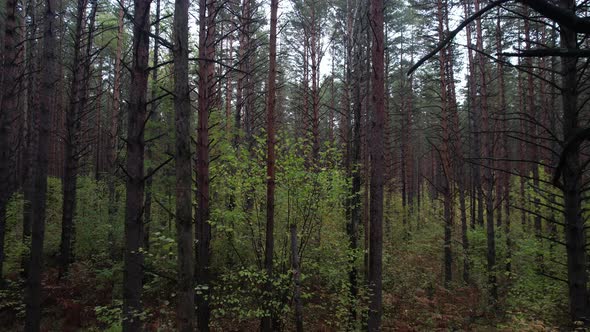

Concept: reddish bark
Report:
left=368, top=0, right=385, bottom=328
left=474, top=0, right=497, bottom=303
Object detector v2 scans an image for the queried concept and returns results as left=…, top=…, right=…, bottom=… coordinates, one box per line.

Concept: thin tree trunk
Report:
left=60, top=0, right=98, bottom=277
left=143, top=0, right=161, bottom=252
left=108, top=0, right=125, bottom=261
left=262, top=0, right=278, bottom=329
left=474, top=0, right=497, bottom=304
left=234, top=0, right=250, bottom=149
left=437, top=0, right=453, bottom=287
left=310, top=4, right=320, bottom=162
left=290, top=222, right=303, bottom=332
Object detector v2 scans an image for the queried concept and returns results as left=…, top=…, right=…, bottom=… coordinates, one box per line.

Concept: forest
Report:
left=1, top=0, right=589, bottom=330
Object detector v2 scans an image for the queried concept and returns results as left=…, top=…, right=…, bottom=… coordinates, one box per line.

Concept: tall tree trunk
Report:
left=368, top=0, right=384, bottom=328
left=21, top=0, right=38, bottom=277
left=495, top=10, right=511, bottom=274
left=262, top=0, right=278, bottom=329
left=122, top=0, right=151, bottom=330
left=462, top=0, right=483, bottom=229
left=474, top=0, right=497, bottom=304
left=144, top=0, right=161, bottom=252
left=173, top=0, right=194, bottom=328
left=558, top=0, right=589, bottom=324
left=108, top=0, right=125, bottom=261
left=59, top=0, right=98, bottom=277
left=24, top=0, right=56, bottom=328
left=344, top=0, right=360, bottom=323
left=524, top=9, right=542, bottom=235
left=0, top=0, right=20, bottom=285
left=310, top=4, right=320, bottom=162
left=437, top=0, right=453, bottom=287
left=196, top=0, right=215, bottom=328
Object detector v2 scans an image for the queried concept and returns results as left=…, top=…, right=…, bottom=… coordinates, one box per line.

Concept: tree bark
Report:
left=24, top=0, right=56, bottom=328
left=262, top=0, right=278, bottom=329
left=368, top=0, right=384, bottom=328
left=59, top=0, right=98, bottom=277
left=558, top=0, right=589, bottom=324
left=173, top=0, right=194, bottom=328
left=107, top=0, right=125, bottom=261
left=144, top=0, right=161, bottom=253
left=437, top=0, right=453, bottom=287
left=122, top=0, right=150, bottom=330
left=196, top=0, right=215, bottom=329
left=0, top=0, right=20, bottom=285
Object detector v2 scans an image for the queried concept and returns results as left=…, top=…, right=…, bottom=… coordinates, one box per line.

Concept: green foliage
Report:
left=94, top=300, right=123, bottom=331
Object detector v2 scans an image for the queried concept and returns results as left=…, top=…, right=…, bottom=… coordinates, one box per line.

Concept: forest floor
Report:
left=0, top=222, right=567, bottom=331
left=0, top=263, right=560, bottom=331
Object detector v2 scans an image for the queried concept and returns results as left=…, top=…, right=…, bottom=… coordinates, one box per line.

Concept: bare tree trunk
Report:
left=196, top=0, right=216, bottom=328
left=310, top=4, right=320, bottom=162
left=343, top=0, right=360, bottom=323
left=495, top=10, right=511, bottom=274
left=262, top=0, right=278, bottom=329
left=59, top=0, right=98, bottom=277
left=558, top=0, right=589, bottom=323
left=144, top=0, right=161, bottom=253
left=24, top=0, right=56, bottom=328
left=290, top=223, right=303, bottom=332
left=122, top=0, right=151, bottom=330
left=368, top=0, right=384, bottom=328
left=462, top=0, right=483, bottom=229
left=173, top=0, right=194, bottom=328
left=0, top=0, right=20, bottom=285
left=234, top=0, right=251, bottom=149
left=436, top=0, right=453, bottom=287
left=474, top=0, right=497, bottom=304
left=107, top=0, right=125, bottom=261
left=21, top=0, right=39, bottom=277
